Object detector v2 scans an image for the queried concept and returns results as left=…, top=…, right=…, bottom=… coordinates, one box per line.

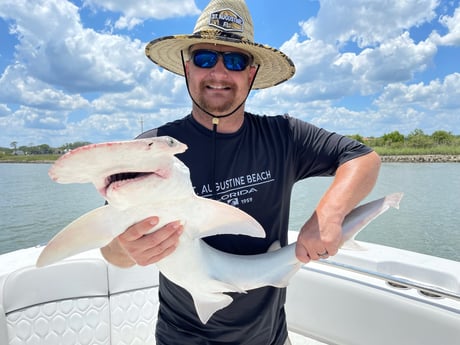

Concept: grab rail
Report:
left=316, top=259, right=460, bottom=302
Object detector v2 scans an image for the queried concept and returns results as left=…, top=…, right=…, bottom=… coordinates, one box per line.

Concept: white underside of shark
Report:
left=36, top=137, right=403, bottom=324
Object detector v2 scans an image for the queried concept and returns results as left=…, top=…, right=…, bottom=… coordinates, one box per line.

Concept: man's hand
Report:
left=295, top=151, right=381, bottom=263
left=295, top=211, right=342, bottom=263
left=101, top=217, right=183, bottom=267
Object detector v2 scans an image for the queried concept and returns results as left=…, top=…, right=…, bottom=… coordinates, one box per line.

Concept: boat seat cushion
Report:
left=0, top=256, right=161, bottom=345
left=107, top=264, right=160, bottom=345
left=1, top=259, right=110, bottom=345
left=1, top=259, right=108, bottom=314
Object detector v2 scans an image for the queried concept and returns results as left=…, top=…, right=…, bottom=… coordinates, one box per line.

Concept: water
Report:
left=289, top=163, right=460, bottom=262
left=0, top=164, right=104, bottom=254
left=0, top=163, right=459, bottom=261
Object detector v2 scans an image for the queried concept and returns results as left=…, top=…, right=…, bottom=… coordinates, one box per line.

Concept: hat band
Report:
left=193, top=30, right=250, bottom=43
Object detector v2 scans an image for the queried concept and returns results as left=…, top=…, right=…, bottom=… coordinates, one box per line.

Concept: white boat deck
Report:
left=290, top=332, right=325, bottom=345
left=0, top=232, right=459, bottom=345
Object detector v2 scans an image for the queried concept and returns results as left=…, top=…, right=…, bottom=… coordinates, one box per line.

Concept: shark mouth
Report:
left=100, top=171, right=160, bottom=197
left=107, top=172, right=151, bottom=185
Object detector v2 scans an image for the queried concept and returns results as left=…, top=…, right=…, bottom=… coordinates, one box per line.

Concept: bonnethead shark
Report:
left=36, top=136, right=403, bottom=324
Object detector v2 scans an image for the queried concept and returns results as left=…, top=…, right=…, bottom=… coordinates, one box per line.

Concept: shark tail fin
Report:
left=340, top=192, right=404, bottom=251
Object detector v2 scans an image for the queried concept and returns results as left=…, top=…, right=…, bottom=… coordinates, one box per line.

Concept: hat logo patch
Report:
left=209, top=9, right=244, bottom=32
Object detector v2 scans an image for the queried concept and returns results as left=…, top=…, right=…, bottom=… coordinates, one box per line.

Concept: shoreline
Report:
left=0, top=160, right=56, bottom=164
left=380, top=154, right=460, bottom=163
left=1, top=154, right=460, bottom=164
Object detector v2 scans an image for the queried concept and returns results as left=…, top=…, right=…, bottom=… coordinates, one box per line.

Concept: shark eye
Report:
left=167, top=137, right=176, bottom=147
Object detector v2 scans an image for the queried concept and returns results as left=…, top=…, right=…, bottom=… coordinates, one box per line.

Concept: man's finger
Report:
left=119, top=216, right=159, bottom=242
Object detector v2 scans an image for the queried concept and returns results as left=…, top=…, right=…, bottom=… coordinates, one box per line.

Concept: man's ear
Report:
left=248, top=65, right=257, bottom=85
left=184, top=60, right=191, bottom=77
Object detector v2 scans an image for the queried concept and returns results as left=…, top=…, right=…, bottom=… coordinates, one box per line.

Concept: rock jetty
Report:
left=381, top=155, right=460, bottom=163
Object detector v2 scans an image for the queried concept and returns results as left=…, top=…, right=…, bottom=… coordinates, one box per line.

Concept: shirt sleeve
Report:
left=286, top=115, right=374, bottom=180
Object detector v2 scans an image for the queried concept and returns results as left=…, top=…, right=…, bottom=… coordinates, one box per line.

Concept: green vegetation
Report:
left=1, top=129, right=459, bottom=163
left=0, top=141, right=90, bottom=163
left=348, top=129, right=460, bottom=156
left=0, top=154, right=60, bottom=163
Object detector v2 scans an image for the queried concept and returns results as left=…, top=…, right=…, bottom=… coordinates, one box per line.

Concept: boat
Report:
left=0, top=231, right=459, bottom=345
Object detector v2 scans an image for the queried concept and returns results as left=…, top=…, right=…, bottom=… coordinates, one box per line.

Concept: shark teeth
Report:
left=103, top=172, right=153, bottom=192
left=108, top=172, right=148, bottom=184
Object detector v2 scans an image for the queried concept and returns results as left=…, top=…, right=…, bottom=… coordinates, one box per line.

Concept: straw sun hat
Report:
left=145, top=0, right=295, bottom=89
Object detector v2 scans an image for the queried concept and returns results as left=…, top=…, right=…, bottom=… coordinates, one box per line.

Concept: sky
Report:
left=0, top=0, right=459, bottom=148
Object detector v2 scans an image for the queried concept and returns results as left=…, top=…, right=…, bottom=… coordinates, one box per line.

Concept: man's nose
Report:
left=210, top=56, right=228, bottom=75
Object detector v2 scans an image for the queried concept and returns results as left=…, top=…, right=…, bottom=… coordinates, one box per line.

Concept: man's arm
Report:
left=101, top=217, right=183, bottom=267
left=295, top=151, right=381, bottom=262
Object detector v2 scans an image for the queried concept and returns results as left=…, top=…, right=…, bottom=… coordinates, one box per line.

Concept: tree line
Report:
left=348, top=129, right=459, bottom=148
left=6, top=141, right=92, bottom=155
left=3, top=129, right=459, bottom=156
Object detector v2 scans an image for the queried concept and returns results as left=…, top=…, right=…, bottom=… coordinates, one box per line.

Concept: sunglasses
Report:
left=191, top=49, right=252, bottom=72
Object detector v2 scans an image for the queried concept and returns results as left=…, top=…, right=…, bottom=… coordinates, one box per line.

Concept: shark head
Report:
left=49, top=137, right=190, bottom=209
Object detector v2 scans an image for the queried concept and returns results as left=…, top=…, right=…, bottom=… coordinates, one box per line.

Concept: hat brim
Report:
left=145, top=32, right=295, bottom=90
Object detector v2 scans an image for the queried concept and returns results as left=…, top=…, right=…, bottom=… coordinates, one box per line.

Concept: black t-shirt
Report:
left=138, top=112, right=372, bottom=345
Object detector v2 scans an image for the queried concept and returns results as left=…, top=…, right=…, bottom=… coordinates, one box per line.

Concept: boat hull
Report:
left=0, top=232, right=459, bottom=345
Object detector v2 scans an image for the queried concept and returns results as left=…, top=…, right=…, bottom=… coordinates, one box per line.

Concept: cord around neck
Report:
left=180, top=50, right=259, bottom=128
left=180, top=50, right=259, bottom=199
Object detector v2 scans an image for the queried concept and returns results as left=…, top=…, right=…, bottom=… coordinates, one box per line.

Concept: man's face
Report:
left=185, top=43, right=257, bottom=116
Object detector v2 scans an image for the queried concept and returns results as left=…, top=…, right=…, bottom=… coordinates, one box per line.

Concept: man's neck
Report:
left=191, top=105, right=245, bottom=133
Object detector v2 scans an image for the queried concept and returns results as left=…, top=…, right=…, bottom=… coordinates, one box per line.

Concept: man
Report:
left=101, top=0, right=381, bottom=344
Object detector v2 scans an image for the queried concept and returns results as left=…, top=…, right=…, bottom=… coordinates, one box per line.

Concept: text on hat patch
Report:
left=209, top=9, right=244, bottom=32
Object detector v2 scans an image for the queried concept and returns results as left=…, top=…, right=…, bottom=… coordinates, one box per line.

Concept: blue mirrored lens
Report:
left=192, top=50, right=250, bottom=71
left=224, top=52, right=249, bottom=71
left=193, top=51, right=218, bottom=68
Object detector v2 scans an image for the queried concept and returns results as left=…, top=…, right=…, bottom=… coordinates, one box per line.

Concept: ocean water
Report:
left=289, top=163, right=460, bottom=261
left=0, top=163, right=459, bottom=261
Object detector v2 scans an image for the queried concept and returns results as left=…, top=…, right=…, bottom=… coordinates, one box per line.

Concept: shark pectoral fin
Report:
left=193, top=292, right=234, bottom=324
left=190, top=196, right=265, bottom=239
left=36, top=205, right=121, bottom=267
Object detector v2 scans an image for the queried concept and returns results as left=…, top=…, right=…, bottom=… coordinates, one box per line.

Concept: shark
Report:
left=36, top=136, right=403, bottom=324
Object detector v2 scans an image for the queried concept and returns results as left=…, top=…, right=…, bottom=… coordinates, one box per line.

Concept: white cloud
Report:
left=0, top=0, right=459, bottom=146
left=429, top=6, right=460, bottom=46
left=251, top=0, right=442, bottom=134
left=280, top=34, right=338, bottom=82
left=292, top=0, right=457, bottom=128
left=88, top=65, right=190, bottom=120
left=83, top=0, right=200, bottom=29
left=300, top=0, right=439, bottom=47
left=0, top=0, right=151, bottom=94
left=0, top=105, right=70, bottom=148
left=343, top=32, right=437, bottom=84
left=366, top=72, right=460, bottom=134
left=258, top=30, right=437, bottom=106
left=113, top=16, right=143, bottom=31
left=0, top=104, right=11, bottom=117
left=0, top=64, right=89, bottom=110
left=375, top=72, right=460, bottom=110
left=0, top=0, right=195, bottom=146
